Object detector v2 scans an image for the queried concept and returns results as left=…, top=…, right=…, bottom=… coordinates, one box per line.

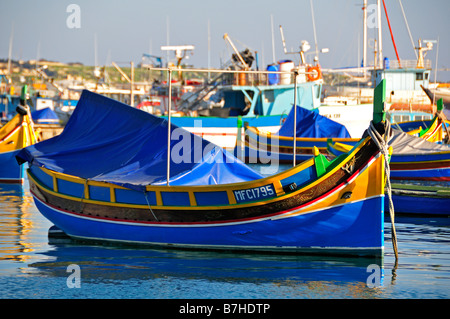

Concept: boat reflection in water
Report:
left=0, top=182, right=48, bottom=264
left=28, top=242, right=385, bottom=298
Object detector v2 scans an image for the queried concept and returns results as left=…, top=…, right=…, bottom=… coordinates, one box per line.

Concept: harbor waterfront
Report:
left=0, top=172, right=449, bottom=300
left=1, top=0, right=449, bottom=304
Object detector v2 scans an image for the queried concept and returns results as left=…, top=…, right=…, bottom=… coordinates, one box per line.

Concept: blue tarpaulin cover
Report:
left=276, top=105, right=351, bottom=138
left=17, top=90, right=262, bottom=191
left=31, top=107, right=60, bottom=124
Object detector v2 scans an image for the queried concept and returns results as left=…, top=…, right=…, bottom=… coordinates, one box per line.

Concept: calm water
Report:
left=0, top=174, right=449, bottom=300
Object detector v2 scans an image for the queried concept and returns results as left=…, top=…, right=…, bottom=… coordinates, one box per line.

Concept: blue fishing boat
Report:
left=328, top=103, right=450, bottom=216
left=394, top=117, right=450, bottom=138
left=387, top=134, right=450, bottom=182
left=17, top=82, right=392, bottom=257
left=249, top=96, right=450, bottom=182
left=31, top=107, right=60, bottom=125
left=241, top=98, right=448, bottom=166
left=391, top=103, right=450, bottom=145
left=389, top=183, right=450, bottom=216
left=239, top=104, right=359, bottom=164
left=328, top=125, right=450, bottom=183
left=0, top=104, right=37, bottom=184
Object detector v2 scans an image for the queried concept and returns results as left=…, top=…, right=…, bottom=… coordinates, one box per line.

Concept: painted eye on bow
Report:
left=341, top=192, right=352, bottom=199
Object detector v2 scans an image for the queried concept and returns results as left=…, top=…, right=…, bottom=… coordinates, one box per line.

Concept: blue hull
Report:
left=33, top=194, right=384, bottom=256
left=389, top=194, right=450, bottom=216
left=0, top=150, right=25, bottom=183
left=390, top=167, right=450, bottom=181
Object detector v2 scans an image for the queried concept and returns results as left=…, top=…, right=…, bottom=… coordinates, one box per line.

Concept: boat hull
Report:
left=389, top=152, right=450, bottom=182
left=388, top=184, right=450, bottom=216
left=0, top=150, right=25, bottom=183
left=26, top=136, right=386, bottom=257
left=32, top=192, right=384, bottom=256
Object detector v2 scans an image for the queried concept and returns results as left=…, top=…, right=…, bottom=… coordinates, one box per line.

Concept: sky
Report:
left=1, top=0, right=449, bottom=81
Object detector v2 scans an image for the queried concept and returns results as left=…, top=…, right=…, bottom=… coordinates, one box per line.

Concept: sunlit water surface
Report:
left=0, top=172, right=449, bottom=299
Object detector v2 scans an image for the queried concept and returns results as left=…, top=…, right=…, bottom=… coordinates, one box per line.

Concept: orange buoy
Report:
left=306, top=66, right=322, bottom=81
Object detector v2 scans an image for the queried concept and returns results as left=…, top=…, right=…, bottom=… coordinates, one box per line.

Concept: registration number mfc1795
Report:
left=233, top=184, right=275, bottom=203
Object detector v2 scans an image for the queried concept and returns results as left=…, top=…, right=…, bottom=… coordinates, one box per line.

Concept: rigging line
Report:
left=145, top=192, right=158, bottom=222
left=382, top=0, right=401, bottom=67
left=398, top=0, right=418, bottom=59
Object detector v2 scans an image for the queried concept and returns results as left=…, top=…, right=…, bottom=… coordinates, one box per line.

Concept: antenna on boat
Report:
left=415, top=39, right=434, bottom=68
left=161, top=45, right=195, bottom=82
left=279, top=25, right=311, bottom=65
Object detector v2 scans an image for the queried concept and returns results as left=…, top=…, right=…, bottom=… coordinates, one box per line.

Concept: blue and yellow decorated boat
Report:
left=17, top=88, right=391, bottom=257
left=391, top=100, right=448, bottom=145
left=239, top=104, right=360, bottom=164
left=245, top=99, right=449, bottom=183
left=0, top=101, right=37, bottom=184
left=389, top=182, right=450, bottom=216
left=242, top=98, right=448, bottom=168
left=328, top=118, right=450, bottom=183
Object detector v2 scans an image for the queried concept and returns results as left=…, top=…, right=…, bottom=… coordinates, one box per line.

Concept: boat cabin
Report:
left=371, top=49, right=433, bottom=105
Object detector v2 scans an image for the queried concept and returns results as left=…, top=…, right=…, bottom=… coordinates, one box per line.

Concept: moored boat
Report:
left=391, top=99, right=450, bottom=144
left=0, top=99, right=37, bottom=183
left=241, top=99, right=447, bottom=166
left=238, top=104, right=359, bottom=165
left=388, top=183, right=450, bottom=216
left=17, top=82, right=392, bottom=257
left=328, top=125, right=450, bottom=183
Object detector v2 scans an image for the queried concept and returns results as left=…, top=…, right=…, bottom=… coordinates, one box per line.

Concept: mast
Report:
left=208, top=19, right=211, bottom=81
left=310, top=0, right=319, bottom=62
left=377, top=0, right=383, bottom=68
left=271, top=14, right=276, bottom=63
left=7, top=24, right=14, bottom=76
left=363, top=0, right=367, bottom=69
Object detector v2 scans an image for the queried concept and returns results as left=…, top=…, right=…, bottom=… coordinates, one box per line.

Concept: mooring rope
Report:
left=367, top=120, right=399, bottom=260
left=144, top=192, right=159, bottom=222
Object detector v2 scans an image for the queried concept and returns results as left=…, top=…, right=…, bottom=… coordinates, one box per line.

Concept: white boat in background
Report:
left=142, top=32, right=324, bottom=151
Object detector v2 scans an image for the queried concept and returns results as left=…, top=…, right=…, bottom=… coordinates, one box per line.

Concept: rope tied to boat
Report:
left=367, top=120, right=399, bottom=260
left=144, top=192, right=159, bottom=222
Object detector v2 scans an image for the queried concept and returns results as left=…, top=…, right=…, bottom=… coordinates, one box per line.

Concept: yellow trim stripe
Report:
left=29, top=153, right=385, bottom=221
left=28, top=136, right=373, bottom=212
